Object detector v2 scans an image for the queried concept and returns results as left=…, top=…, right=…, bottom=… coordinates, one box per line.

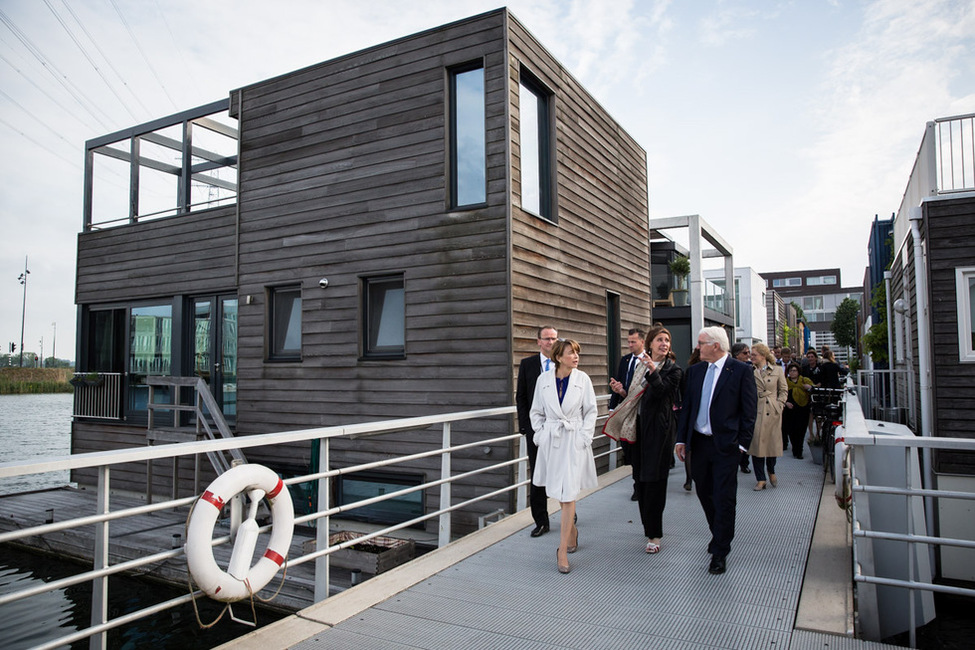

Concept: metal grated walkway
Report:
left=265, top=455, right=901, bottom=649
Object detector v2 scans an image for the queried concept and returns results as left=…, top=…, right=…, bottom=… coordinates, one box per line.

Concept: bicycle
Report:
left=810, top=387, right=845, bottom=483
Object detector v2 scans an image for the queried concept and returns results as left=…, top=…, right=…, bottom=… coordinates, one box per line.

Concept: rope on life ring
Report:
left=185, top=463, right=294, bottom=605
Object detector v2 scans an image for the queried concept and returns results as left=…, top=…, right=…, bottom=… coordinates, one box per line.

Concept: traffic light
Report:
left=8, top=342, right=14, bottom=353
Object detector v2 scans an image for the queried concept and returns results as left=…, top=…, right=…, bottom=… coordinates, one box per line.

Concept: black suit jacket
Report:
left=608, top=353, right=640, bottom=411
left=516, top=354, right=543, bottom=435
left=677, top=355, right=757, bottom=454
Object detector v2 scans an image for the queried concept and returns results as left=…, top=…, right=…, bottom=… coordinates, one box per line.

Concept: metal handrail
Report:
left=844, top=414, right=975, bottom=647
left=0, top=398, right=618, bottom=649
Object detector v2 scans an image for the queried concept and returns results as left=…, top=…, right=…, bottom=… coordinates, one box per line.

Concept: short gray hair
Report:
left=699, top=326, right=730, bottom=353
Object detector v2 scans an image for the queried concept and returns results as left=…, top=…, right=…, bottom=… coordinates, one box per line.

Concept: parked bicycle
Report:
left=810, top=387, right=845, bottom=483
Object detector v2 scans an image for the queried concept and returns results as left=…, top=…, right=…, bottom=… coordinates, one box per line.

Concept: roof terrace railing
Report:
left=896, top=112, right=975, bottom=226
left=82, top=99, right=238, bottom=231
left=0, top=398, right=619, bottom=650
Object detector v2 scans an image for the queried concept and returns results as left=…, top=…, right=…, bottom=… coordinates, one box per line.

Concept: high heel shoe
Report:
left=557, top=548, right=571, bottom=574
left=753, top=481, right=766, bottom=491
left=567, top=526, right=579, bottom=553
left=769, top=474, right=778, bottom=488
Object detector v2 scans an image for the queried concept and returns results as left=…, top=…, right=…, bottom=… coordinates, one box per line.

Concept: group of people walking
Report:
left=516, top=324, right=835, bottom=576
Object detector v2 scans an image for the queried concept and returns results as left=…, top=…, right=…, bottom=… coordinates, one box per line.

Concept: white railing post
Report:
left=314, top=438, right=330, bottom=602
left=89, top=466, right=110, bottom=650
left=515, top=434, right=527, bottom=512
left=439, top=423, right=451, bottom=547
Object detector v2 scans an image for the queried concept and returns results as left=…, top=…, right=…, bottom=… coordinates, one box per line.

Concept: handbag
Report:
left=601, top=368, right=647, bottom=443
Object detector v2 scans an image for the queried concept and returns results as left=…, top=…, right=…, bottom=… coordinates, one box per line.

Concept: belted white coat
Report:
left=529, top=368, right=598, bottom=502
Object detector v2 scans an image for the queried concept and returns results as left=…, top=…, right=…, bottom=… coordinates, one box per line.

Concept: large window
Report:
left=128, top=304, right=172, bottom=412
left=269, top=286, right=301, bottom=361
left=519, top=70, right=554, bottom=221
left=802, top=296, right=824, bottom=311
left=336, top=471, right=424, bottom=526
left=807, top=275, right=837, bottom=286
left=449, top=64, right=486, bottom=207
left=957, top=267, right=975, bottom=362
left=362, top=274, right=405, bottom=358
left=771, top=277, right=802, bottom=288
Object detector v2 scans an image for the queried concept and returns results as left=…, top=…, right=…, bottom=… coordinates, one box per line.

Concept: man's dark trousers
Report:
left=690, top=431, right=739, bottom=557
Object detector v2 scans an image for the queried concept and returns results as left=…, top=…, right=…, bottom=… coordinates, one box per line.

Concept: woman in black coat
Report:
left=631, top=325, right=683, bottom=554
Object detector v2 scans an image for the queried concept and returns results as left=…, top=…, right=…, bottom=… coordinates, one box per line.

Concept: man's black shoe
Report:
left=708, top=555, right=727, bottom=575
left=630, top=487, right=639, bottom=501
left=530, top=524, right=549, bottom=537
left=740, top=465, right=751, bottom=474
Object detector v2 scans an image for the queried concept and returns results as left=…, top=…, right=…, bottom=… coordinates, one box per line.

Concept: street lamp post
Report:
left=52, top=321, right=56, bottom=365
left=18, top=256, right=29, bottom=368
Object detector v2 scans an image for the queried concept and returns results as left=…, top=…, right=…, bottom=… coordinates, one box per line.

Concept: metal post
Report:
left=314, top=438, right=330, bottom=602
left=906, top=447, right=916, bottom=648
left=438, top=423, right=452, bottom=548
left=515, top=434, right=527, bottom=512
left=90, top=466, right=110, bottom=650
left=18, top=256, right=29, bottom=367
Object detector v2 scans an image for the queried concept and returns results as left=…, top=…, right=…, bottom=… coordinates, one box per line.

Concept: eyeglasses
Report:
left=541, top=337, right=559, bottom=341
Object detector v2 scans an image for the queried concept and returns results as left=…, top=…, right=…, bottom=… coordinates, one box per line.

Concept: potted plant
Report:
left=669, top=255, right=690, bottom=306
left=69, top=371, right=104, bottom=388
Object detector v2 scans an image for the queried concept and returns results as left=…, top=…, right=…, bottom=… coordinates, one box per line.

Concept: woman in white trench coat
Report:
left=529, top=339, right=598, bottom=574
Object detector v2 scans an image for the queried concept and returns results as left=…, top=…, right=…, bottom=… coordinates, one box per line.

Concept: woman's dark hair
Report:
left=551, top=339, right=581, bottom=370
left=787, top=362, right=802, bottom=374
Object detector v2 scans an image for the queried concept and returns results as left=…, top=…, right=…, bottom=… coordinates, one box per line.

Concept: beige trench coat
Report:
left=748, top=363, right=788, bottom=458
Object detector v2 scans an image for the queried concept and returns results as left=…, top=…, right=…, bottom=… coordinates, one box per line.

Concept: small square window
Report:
left=362, top=274, right=405, bottom=358
left=268, top=286, right=301, bottom=361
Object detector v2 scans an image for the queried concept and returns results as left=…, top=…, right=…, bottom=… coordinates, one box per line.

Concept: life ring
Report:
left=185, top=464, right=294, bottom=602
left=833, top=427, right=852, bottom=510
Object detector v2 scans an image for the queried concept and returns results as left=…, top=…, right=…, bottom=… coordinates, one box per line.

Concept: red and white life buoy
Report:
left=185, top=464, right=294, bottom=602
left=834, top=426, right=852, bottom=510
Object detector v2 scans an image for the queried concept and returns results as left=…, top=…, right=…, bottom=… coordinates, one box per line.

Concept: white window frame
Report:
left=956, top=267, right=975, bottom=363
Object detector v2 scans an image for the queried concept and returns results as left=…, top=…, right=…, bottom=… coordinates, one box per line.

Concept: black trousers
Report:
left=526, top=434, right=549, bottom=527
left=630, top=437, right=669, bottom=538
left=690, top=431, right=739, bottom=558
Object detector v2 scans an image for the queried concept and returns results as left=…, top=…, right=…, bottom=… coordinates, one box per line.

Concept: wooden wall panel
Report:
left=75, top=206, right=237, bottom=303
left=506, top=15, right=651, bottom=396
left=925, top=197, right=975, bottom=474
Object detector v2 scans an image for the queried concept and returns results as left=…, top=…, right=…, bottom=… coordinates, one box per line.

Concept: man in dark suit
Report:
left=608, top=328, right=647, bottom=500
left=675, top=326, right=757, bottom=575
left=515, top=325, right=558, bottom=537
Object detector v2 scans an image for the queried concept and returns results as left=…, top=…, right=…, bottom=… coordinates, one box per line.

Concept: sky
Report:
left=1, top=0, right=973, bottom=363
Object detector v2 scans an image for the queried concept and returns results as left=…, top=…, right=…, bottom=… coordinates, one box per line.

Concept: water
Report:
left=0, top=393, right=284, bottom=649
left=0, top=393, right=73, bottom=495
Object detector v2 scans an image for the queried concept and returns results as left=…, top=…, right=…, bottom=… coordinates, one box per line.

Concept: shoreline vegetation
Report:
left=0, top=368, right=75, bottom=395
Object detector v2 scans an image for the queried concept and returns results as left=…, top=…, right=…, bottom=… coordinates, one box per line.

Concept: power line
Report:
left=42, top=0, right=141, bottom=123
left=108, top=0, right=179, bottom=111
left=0, top=7, right=116, bottom=130
left=58, top=0, right=155, bottom=120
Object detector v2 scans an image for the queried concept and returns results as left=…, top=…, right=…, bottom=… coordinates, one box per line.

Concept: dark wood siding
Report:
left=75, top=206, right=237, bottom=304
left=507, top=15, right=651, bottom=411
left=231, top=11, right=512, bottom=531
left=925, top=196, right=975, bottom=474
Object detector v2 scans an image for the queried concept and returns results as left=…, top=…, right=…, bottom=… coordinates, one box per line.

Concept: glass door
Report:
left=192, top=295, right=238, bottom=424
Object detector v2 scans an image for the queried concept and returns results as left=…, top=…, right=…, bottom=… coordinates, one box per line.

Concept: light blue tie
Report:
left=544, top=359, right=550, bottom=372
left=694, top=363, right=716, bottom=432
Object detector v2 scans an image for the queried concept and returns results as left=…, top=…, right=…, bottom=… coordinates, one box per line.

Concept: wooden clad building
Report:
left=72, top=9, right=650, bottom=534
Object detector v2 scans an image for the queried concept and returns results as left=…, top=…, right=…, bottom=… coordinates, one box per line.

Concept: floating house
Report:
left=879, top=113, right=975, bottom=583
left=71, top=9, right=651, bottom=534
